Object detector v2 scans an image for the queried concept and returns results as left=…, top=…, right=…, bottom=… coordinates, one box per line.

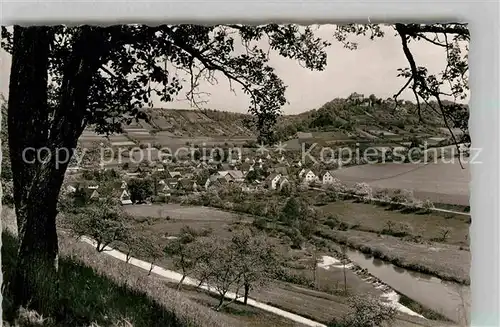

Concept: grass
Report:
left=3, top=207, right=300, bottom=327
left=397, top=294, right=449, bottom=321
left=112, top=204, right=452, bottom=327
left=2, top=233, right=195, bottom=326
left=318, top=200, right=470, bottom=247
left=332, top=162, right=469, bottom=206
left=315, top=228, right=470, bottom=285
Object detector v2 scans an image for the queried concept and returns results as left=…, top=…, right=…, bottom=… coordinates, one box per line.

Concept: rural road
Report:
left=79, top=236, right=328, bottom=327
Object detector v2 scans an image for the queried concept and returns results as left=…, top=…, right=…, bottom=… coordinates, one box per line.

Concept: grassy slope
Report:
left=1, top=209, right=303, bottom=327
left=315, top=200, right=471, bottom=285
left=79, top=97, right=457, bottom=145
left=122, top=204, right=453, bottom=327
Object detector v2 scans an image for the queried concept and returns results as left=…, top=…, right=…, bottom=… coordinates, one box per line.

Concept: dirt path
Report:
left=80, top=236, right=328, bottom=327
left=79, top=236, right=456, bottom=327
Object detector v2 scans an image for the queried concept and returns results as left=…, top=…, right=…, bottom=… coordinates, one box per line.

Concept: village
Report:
left=64, top=146, right=342, bottom=206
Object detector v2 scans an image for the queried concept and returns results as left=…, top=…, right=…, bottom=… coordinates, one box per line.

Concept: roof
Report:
left=165, top=178, right=178, bottom=185
left=266, top=173, right=281, bottom=182
left=240, top=162, right=252, bottom=171
left=227, top=170, right=244, bottom=180
left=323, top=170, right=336, bottom=177
left=178, top=178, right=195, bottom=189
left=169, top=171, right=182, bottom=178
left=275, top=166, right=288, bottom=175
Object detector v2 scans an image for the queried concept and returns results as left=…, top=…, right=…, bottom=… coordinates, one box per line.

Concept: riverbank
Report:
left=171, top=199, right=471, bottom=286
left=316, top=228, right=470, bottom=285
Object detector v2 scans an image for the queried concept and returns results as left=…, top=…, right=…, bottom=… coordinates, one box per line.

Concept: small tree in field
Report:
left=164, top=226, right=210, bottom=290
left=138, top=239, right=164, bottom=276
left=438, top=227, right=452, bottom=242
left=421, top=199, right=435, bottom=213
left=69, top=204, right=127, bottom=252
left=115, top=233, right=151, bottom=263
left=353, top=182, right=373, bottom=202
left=230, top=228, right=279, bottom=305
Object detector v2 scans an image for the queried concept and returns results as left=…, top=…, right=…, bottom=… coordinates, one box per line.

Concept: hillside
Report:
left=78, top=94, right=465, bottom=150
left=0, top=94, right=464, bottom=150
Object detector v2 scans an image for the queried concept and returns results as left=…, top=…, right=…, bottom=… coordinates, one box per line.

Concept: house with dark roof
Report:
left=177, top=179, right=197, bottom=192
left=226, top=170, right=245, bottom=182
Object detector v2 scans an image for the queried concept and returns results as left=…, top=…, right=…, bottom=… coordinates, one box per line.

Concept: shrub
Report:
left=325, top=215, right=340, bottom=229
left=374, top=188, right=391, bottom=202
left=421, top=199, right=435, bottom=212
left=326, top=178, right=346, bottom=194
left=353, top=182, right=373, bottom=201
left=252, top=217, right=267, bottom=230
left=390, top=189, right=414, bottom=204
left=329, top=295, right=397, bottom=327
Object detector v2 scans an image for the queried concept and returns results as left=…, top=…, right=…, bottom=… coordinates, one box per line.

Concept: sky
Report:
left=0, top=24, right=467, bottom=115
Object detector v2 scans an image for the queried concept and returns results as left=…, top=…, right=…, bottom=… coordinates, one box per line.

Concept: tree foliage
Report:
left=230, top=228, right=279, bottom=304
left=127, top=178, right=153, bottom=203
left=329, top=295, right=397, bottom=327
left=334, top=23, right=470, bottom=160
left=2, top=24, right=329, bottom=142
left=68, top=204, right=127, bottom=252
left=164, top=226, right=212, bottom=290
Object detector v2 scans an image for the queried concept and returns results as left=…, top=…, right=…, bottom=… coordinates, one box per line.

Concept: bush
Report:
left=421, top=199, right=435, bottom=212
left=325, top=215, right=340, bottom=229
left=373, top=189, right=391, bottom=202
left=390, top=189, right=414, bottom=204
left=353, top=182, right=373, bottom=201
left=252, top=217, right=267, bottom=230
left=329, top=295, right=397, bottom=327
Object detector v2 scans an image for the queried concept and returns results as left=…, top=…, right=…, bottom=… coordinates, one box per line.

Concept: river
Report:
left=344, top=249, right=471, bottom=324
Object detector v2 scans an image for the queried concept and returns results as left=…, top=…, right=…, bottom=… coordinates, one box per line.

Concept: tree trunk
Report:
left=216, top=294, right=225, bottom=310
left=148, top=262, right=154, bottom=276
left=7, top=25, right=108, bottom=314
left=7, top=25, right=61, bottom=315
left=243, top=283, right=250, bottom=305
left=177, top=275, right=186, bottom=290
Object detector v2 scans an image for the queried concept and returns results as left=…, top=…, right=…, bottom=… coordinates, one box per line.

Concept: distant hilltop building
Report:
left=348, top=92, right=365, bottom=102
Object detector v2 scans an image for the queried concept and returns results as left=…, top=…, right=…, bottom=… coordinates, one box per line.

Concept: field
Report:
left=317, top=200, right=470, bottom=246
left=1, top=208, right=308, bottom=327
left=119, top=204, right=454, bottom=327
left=333, top=161, right=470, bottom=206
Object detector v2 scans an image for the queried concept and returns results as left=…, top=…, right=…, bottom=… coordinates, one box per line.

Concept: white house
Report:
left=322, top=171, right=336, bottom=184
left=298, top=168, right=306, bottom=178
left=277, top=176, right=290, bottom=191
left=266, top=173, right=282, bottom=190
left=120, top=189, right=133, bottom=205
left=159, top=183, right=172, bottom=197
left=303, top=170, right=317, bottom=183
left=120, top=181, right=128, bottom=189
